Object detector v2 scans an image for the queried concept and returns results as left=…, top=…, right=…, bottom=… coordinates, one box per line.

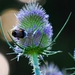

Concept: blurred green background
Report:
left=0, top=0, right=75, bottom=75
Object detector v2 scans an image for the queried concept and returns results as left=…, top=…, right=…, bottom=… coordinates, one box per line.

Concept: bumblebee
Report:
left=12, top=29, right=26, bottom=39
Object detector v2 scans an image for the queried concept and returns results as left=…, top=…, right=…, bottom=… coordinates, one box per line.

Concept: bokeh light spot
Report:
left=0, top=53, right=9, bottom=75
left=18, top=0, right=46, bottom=5
left=0, top=9, right=18, bottom=41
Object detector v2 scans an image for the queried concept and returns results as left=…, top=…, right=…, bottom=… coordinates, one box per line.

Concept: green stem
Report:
left=0, top=17, right=14, bottom=49
left=68, top=52, right=75, bottom=60
left=31, top=53, right=41, bottom=75
left=52, top=12, right=72, bottom=43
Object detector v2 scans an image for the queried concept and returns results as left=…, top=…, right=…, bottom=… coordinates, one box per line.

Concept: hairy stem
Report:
left=31, top=53, right=41, bottom=75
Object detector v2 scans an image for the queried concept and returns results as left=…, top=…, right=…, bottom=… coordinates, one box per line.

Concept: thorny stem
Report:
left=31, top=53, right=41, bottom=75
left=68, top=52, right=75, bottom=60
left=66, top=67, right=75, bottom=70
left=0, top=17, right=14, bottom=49
left=52, top=12, right=72, bottom=43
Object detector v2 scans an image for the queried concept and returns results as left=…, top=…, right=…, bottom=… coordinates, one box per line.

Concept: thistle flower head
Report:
left=41, top=63, right=63, bottom=75
left=9, top=2, right=53, bottom=61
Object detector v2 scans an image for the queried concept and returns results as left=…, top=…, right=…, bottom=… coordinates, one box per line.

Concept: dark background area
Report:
left=0, top=0, right=75, bottom=75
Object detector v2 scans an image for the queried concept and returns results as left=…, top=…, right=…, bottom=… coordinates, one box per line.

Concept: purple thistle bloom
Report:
left=41, top=63, right=63, bottom=75
left=11, top=2, right=53, bottom=60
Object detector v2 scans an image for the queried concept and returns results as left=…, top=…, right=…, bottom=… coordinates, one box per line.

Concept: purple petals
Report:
left=16, top=2, right=48, bottom=22
left=44, top=24, right=53, bottom=38
left=33, top=29, right=42, bottom=46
